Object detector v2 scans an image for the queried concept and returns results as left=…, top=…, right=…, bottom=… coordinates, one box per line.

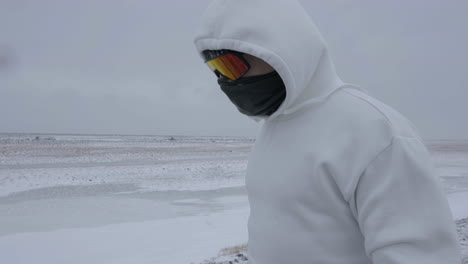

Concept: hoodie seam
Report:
left=342, top=88, right=425, bottom=144
left=346, top=135, right=424, bottom=206
left=345, top=136, right=396, bottom=204
left=341, top=88, right=397, bottom=135
left=270, top=84, right=355, bottom=122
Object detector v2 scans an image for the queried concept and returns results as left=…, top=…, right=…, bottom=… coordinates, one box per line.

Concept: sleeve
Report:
left=348, top=136, right=462, bottom=264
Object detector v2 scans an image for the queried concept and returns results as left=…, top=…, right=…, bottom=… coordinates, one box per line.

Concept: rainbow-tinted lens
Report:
left=205, top=53, right=250, bottom=80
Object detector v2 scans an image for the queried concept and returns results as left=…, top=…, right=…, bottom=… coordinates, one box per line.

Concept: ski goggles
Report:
left=202, top=49, right=251, bottom=80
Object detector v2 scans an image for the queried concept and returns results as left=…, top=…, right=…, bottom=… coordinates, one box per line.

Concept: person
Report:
left=193, top=0, right=462, bottom=263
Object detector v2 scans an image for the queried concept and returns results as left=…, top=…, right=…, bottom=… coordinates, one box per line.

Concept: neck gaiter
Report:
left=217, top=71, right=287, bottom=116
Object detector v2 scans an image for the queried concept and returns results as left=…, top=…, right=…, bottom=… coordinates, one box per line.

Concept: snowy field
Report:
left=0, top=133, right=467, bottom=263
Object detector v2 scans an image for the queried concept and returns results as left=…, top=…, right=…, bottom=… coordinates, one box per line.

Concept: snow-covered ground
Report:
left=0, top=134, right=467, bottom=263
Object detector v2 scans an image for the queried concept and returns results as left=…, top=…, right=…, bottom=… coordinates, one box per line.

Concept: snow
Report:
left=447, top=191, right=468, bottom=221
left=0, top=185, right=250, bottom=264
left=0, top=133, right=251, bottom=196
left=0, top=207, right=249, bottom=264
left=0, top=134, right=467, bottom=263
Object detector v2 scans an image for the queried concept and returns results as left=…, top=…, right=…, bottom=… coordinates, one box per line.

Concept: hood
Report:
left=193, top=0, right=358, bottom=122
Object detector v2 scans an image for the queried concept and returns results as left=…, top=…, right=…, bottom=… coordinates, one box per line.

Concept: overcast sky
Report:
left=0, top=0, right=467, bottom=140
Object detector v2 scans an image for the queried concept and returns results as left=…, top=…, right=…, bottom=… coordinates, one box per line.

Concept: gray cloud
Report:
left=1, top=0, right=467, bottom=139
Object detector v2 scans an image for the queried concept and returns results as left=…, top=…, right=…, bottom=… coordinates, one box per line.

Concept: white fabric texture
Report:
left=193, top=0, right=462, bottom=263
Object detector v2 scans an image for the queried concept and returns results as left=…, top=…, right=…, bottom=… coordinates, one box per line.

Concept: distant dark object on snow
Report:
left=34, top=136, right=56, bottom=141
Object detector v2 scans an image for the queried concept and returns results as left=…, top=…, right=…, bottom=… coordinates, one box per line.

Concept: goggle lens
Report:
left=205, top=53, right=249, bottom=80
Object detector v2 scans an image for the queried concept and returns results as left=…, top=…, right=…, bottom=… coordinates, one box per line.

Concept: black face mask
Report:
left=217, top=71, right=287, bottom=116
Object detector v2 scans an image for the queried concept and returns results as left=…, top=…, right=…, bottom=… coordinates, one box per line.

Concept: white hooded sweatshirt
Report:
left=193, top=0, right=462, bottom=263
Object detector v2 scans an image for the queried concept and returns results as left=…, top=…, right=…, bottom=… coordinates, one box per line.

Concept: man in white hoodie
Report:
left=193, top=0, right=462, bottom=263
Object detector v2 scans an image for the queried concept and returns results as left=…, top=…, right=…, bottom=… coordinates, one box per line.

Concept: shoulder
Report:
left=321, top=87, right=430, bottom=201
left=328, top=86, right=424, bottom=142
